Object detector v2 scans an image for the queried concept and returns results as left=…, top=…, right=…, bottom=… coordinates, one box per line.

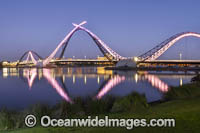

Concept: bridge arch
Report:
left=43, top=21, right=128, bottom=66
left=138, top=32, right=200, bottom=61
left=59, top=25, right=126, bottom=61
left=17, top=51, right=43, bottom=66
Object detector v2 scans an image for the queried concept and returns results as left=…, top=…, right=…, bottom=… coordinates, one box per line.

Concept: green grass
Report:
left=165, top=82, right=200, bottom=100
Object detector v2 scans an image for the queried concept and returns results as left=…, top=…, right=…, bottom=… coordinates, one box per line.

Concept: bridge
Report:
left=13, top=21, right=200, bottom=68
left=18, top=58, right=116, bottom=67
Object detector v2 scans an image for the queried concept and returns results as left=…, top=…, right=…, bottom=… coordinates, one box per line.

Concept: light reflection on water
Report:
left=0, top=67, right=195, bottom=110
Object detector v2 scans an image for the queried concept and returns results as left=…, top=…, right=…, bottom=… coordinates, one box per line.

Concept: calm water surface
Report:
left=0, top=67, right=195, bottom=110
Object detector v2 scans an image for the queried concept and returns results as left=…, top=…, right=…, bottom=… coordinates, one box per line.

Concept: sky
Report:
left=0, top=0, right=200, bottom=61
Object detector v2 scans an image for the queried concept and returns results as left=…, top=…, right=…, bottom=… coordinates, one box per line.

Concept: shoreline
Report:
left=105, top=66, right=200, bottom=71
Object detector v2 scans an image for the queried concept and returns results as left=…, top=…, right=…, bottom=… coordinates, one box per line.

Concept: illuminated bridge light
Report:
left=84, top=75, right=87, bottom=84
left=23, top=68, right=73, bottom=104
left=2, top=68, right=8, bottom=78
left=180, top=78, right=183, bottom=86
left=24, top=68, right=37, bottom=89
left=144, top=74, right=169, bottom=93
left=38, top=69, right=43, bottom=80
left=96, top=75, right=125, bottom=99
left=97, top=76, right=100, bottom=84
left=73, top=75, right=76, bottom=84
left=134, top=73, right=138, bottom=83
left=139, top=32, right=200, bottom=61
left=43, top=69, right=73, bottom=104
left=62, top=75, right=65, bottom=82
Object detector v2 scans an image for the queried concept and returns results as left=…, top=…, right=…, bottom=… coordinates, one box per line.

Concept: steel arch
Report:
left=17, top=50, right=43, bottom=66
left=138, top=32, right=200, bottom=61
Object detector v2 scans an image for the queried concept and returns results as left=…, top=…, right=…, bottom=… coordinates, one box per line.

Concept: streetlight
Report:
left=179, top=53, right=182, bottom=60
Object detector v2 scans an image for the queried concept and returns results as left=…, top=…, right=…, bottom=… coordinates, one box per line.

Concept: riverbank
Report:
left=1, top=82, right=200, bottom=133
left=105, top=66, right=200, bottom=72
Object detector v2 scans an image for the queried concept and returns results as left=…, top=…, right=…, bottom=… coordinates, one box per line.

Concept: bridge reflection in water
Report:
left=2, top=67, right=195, bottom=104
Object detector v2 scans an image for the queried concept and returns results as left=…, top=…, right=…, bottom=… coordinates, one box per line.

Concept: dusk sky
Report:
left=1, top=0, right=200, bottom=61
